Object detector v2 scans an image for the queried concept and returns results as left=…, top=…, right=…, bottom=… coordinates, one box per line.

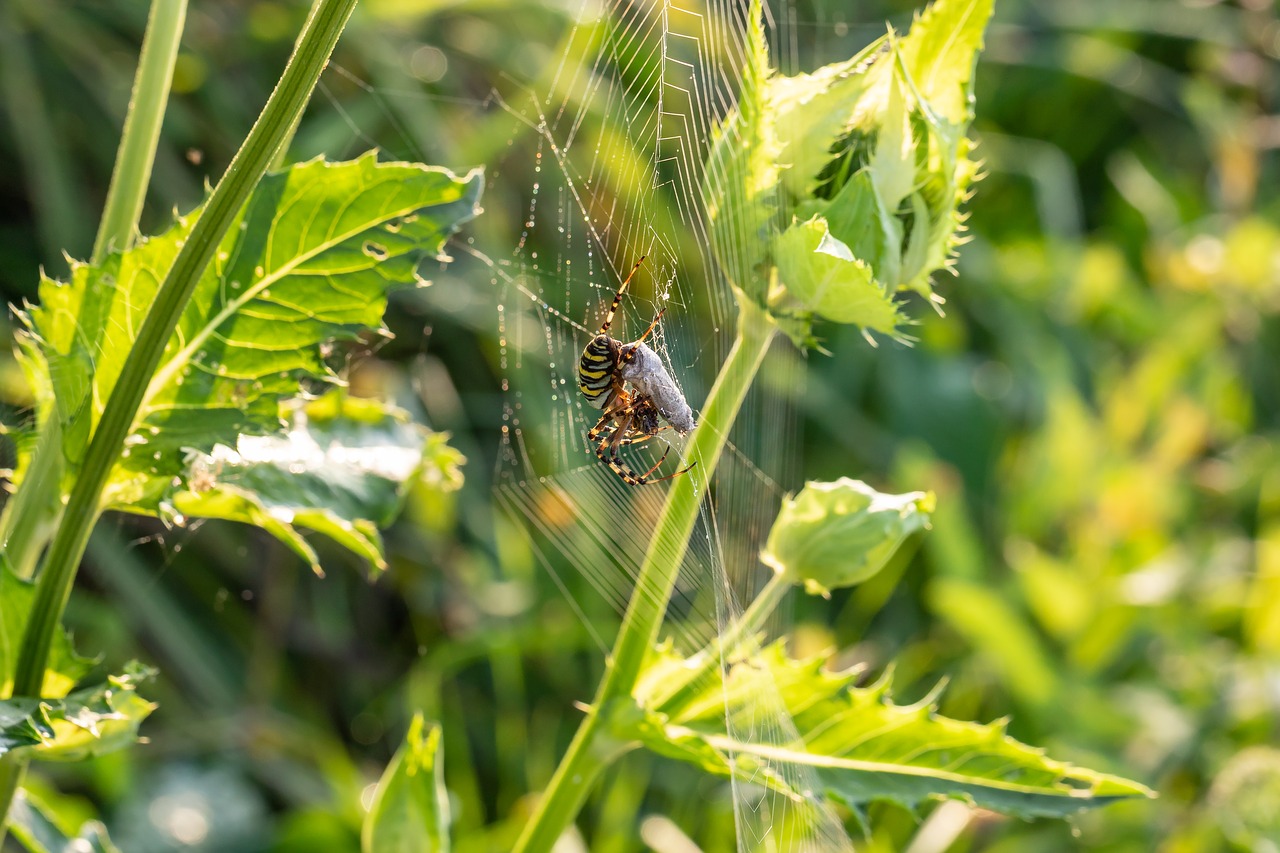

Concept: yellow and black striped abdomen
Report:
left=578, top=335, right=617, bottom=409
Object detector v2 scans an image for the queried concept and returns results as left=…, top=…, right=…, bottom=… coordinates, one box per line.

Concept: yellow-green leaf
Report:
left=363, top=713, right=450, bottom=853
left=763, top=477, right=932, bottom=596
left=774, top=220, right=903, bottom=336
left=632, top=642, right=1153, bottom=819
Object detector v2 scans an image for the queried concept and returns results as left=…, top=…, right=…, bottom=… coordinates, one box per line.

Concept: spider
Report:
left=578, top=257, right=697, bottom=486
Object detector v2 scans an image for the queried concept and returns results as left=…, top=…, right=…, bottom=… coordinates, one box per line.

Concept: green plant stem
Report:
left=1, top=0, right=186, bottom=584
left=514, top=295, right=778, bottom=853
left=651, top=571, right=792, bottom=714
left=602, top=296, right=776, bottom=700
left=0, top=0, right=359, bottom=838
left=0, top=419, right=62, bottom=580
left=92, top=0, right=187, bottom=263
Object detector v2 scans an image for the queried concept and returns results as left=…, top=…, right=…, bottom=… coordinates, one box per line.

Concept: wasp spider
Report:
left=577, top=258, right=696, bottom=485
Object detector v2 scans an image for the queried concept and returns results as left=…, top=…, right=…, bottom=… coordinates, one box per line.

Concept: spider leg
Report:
left=644, top=458, right=698, bottom=484
left=586, top=391, right=697, bottom=486
left=598, top=411, right=648, bottom=486
left=634, top=442, right=673, bottom=480
left=615, top=444, right=698, bottom=485
left=611, top=427, right=698, bottom=485
left=620, top=307, right=667, bottom=366
left=587, top=389, right=630, bottom=442
left=597, top=257, right=647, bottom=335
left=618, top=424, right=675, bottom=446
left=633, top=307, right=667, bottom=347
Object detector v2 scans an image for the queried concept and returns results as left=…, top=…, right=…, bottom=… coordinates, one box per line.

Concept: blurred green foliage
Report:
left=0, top=0, right=1277, bottom=850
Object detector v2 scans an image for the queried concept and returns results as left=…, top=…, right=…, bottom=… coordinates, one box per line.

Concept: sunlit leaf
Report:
left=17, top=153, right=482, bottom=516
left=363, top=713, right=450, bottom=853
left=773, top=219, right=903, bottom=337
left=897, top=0, right=993, bottom=126
left=0, top=566, right=94, bottom=700
left=167, top=390, right=464, bottom=573
left=0, top=663, right=156, bottom=761
left=769, top=37, right=887, bottom=203
left=763, top=478, right=933, bottom=596
left=7, top=789, right=120, bottom=853
left=703, top=0, right=779, bottom=299
left=705, top=0, right=992, bottom=344
left=631, top=642, right=1152, bottom=818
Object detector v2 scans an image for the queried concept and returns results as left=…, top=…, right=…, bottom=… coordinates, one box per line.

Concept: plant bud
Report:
left=762, top=478, right=934, bottom=597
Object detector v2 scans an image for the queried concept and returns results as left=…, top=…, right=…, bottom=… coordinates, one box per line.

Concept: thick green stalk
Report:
left=651, top=571, right=791, bottom=715
left=92, top=0, right=187, bottom=262
left=1, top=0, right=186, bottom=582
left=514, top=295, right=778, bottom=853
left=0, top=0, right=359, bottom=836
left=508, top=706, right=620, bottom=853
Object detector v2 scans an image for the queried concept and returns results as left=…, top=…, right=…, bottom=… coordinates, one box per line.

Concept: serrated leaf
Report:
left=762, top=478, right=933, bottom=597
left=0, top=565, right=94, bottom=700
left=770, top=36, right=888, bottom=202
left=703, top=0, right=779, bottom=300
left=871, top=66, right=915, bottom=216
left=889, top=0, right=992, bottom=291
left=18, top=154, right=481, bottom=514
left=763, top=0, right=992, bottom=311
left=897, top=0, right=993, bottom=126
left=774, top=217, right=902, bottom=335
left=0, top=664, right=156, bottom=761
left=166, top=390, right=463, bottom=573
left=631, top=642, right=1152, bottom=819
left=363, top=713, right=450, bottom=853
left=8, top=789, right=120, bottom=853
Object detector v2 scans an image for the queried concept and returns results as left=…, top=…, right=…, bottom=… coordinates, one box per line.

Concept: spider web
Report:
left=314, top=1, right=869, bottom=848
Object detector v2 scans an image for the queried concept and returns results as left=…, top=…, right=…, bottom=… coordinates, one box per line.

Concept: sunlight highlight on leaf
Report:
left=17, top=154, right=481, bottom=515
left=170, top=390, right=463, bottom=573
left=0, top=664, right=156, bottom=761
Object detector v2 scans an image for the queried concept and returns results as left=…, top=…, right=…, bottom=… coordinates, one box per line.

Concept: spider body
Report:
left=578, top=333, right=622, bottom=409
left=577, top=258, right=696, bottom=486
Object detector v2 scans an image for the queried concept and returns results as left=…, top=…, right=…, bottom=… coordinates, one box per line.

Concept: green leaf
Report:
left=701, top=0, right=992, bottom=332
left=7, top=789, right=120, bottom=853
left=703, top=0, right=780, bottom=300
left=886, top=0, right=993, bottom=291
left=774, top=218, right=904, bottom=338
left=766, top=0, right=992, bottom=316
left=769, top=36, right=888, bottom=203
left=0, top=664, right=156, bottom=761
left=165, top=390, right=464, bottom=573
left=897, top=0, right=994, bottom=126
left=818, top=169, right=903, bottom=294
left=17, top=154, right=482, bottom=515
left=363, top=713, right=450, bottom=853
left=632, top=642, right=1153, bottom=819
left=0, top=566, right=94, bottom=700
left=763, top=478, right=933, bottom=596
